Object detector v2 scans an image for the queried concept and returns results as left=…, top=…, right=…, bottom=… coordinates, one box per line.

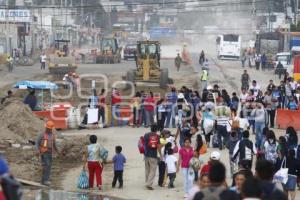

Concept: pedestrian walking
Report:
left=232, top=130, right=256, bottom=169
left=165, top=87, right=177, bottom=128
left=40, top=53, right=47, bottom=70
left=178, top=138, right=194, bottom=198
left=36, top=121, right=60, bottom=186
left=111, top=146, right=126, bottom=188
left=215, top=103, right=230, bottom=150
left=6, top=55, right=13, bottom=72
left=255, top=53, right=261, bottom=70
left=175, top=53, right=182, bottom=72
left=261, top=53, right=267, bottom=70
left=241, top=51, right=246, bottom=68
left=277, top=61, right=285, bottom=80
left=241, top=70, right=250, bottom=90
left=83, top=135, right=103, bottom=190
left=144, top=124, right=161, bottom=190
left=144, top=92, right=155, bottom=127
left=251, top=103, right=268, bottom=149
left=200, top=68, right=208, bottom=90
left=98, top=89, right=107, bottom=128
left=199, top=50, right=205, bottom=66
left=165, top=148, right=178, bottom=188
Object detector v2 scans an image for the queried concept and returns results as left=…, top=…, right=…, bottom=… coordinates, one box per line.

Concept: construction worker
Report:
left=6, top=55, right=13, bottom=72
left=200, top=68, right=208, bottom=90
left=175, top=53, right=182, bottom=72
left=36, top=120, right=59, bottom=186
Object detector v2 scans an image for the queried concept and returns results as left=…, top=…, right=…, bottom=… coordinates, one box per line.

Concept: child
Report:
left=189, top=150, right=201, bottom=182
left=112, top=146, right=126, bottom=188
left=165, top=148, right=178, bottom=188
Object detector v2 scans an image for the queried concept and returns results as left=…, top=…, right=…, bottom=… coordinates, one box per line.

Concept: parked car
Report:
left=123, top=44, right=137, bottom=60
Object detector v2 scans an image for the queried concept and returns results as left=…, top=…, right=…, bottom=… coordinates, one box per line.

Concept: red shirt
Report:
left=179, top=147, right=194, bottom=168
left=112, top=94, right=121, bottom=105
left=144, top=97, right=155, bottom=111
left=200, top=163, right=211, bottom=176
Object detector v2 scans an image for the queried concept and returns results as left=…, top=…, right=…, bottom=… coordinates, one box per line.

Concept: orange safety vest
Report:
left=40, top=133, right=54, bottom=153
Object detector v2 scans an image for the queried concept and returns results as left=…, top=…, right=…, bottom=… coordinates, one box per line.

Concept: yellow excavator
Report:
left=126, top=41, right=169, bottom=88
left=48, top=40, right=77, bottom=75
left=96, top=37, right=121, bottom=64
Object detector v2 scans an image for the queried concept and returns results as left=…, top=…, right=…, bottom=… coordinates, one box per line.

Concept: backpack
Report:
left=1, top=175, right=23, bottom=200
left=265, top=142, right=278, bottom=164
left=201, top=186, right=226, bottom=200
left=148, top=133, right=159, bottom=149
left=138, top=136, right=145, bottom=154
left=239, top=139, right=254, bottom=161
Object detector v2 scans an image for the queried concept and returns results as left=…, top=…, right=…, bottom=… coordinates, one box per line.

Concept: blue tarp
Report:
left=14, top=80, right=59, bottom=90
left=149, top=27, right=176, bottom=39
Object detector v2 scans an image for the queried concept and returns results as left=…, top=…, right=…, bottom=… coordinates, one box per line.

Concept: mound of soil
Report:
left=0, top=98, right=45, bottom=143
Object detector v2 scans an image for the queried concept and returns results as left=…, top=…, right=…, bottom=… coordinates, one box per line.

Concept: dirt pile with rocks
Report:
left=0, top=98, right=45, bottom=143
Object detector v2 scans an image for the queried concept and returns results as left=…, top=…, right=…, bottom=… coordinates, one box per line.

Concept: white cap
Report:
left=210, top=151, right=220, bottom=160
left=177, top=93, right=184, bottom=99
left=207, top=85, right=213, bottom=90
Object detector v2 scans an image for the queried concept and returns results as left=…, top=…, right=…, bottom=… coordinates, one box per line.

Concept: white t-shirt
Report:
left=249, top=85, right=261, bottom=97
left=40, top=55, right=47, bottom=63
left=240, top=93, right=249, bottom=103
left=165, top=155, right=178, bottom=173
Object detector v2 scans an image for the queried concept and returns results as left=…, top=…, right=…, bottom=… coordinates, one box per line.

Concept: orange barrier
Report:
left=33, top=109, right=67, bottom=129
left=276, top=109, right=300, bottom=131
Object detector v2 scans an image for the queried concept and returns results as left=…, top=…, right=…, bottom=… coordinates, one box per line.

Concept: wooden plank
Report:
left=17, top=178, right=48, bottom=188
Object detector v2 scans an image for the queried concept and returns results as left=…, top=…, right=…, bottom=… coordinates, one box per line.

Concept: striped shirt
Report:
left=216, top=116, right=229, bottom=126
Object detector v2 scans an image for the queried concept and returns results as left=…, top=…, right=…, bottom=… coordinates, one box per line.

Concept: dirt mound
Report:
left=0, top=98, right=44, bottom=143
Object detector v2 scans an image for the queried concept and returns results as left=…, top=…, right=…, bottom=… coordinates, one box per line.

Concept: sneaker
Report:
left=184, top=193, right=188, bottom=198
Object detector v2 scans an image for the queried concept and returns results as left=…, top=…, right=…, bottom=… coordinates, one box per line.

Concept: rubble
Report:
left=0, top=98, right=45, bottom=143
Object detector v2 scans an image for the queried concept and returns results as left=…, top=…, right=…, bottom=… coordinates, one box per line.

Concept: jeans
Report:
left=133, top=107, right=141, bottom=126
left=41, top=153, right=52, bottom=184
left=157, top=112, right=166, bottom=132
left=165, top=107, right=176, bottom=128
left=145, top=157, right=158, bottom=187
left=98, top=107, right=106, bottom=126
left=241, top=60, right=245, bottom=68
left=182, top=168, right=193, bottom=194
left=41, top=62, right=46, bottom=69
left=178, top=109, right=184, bottom=126
left=141, top=106, right=146, bottom=126
left=255, top=121, right=265, bottom=149
left=168, top=173, right=176, bottom=188
left=112, top=170, right=123, bottom=187
left=88, top=161, right=103, bottom=188
left=158, top=161, right=166, bottom=186
left=217, top=125, right=228, bottom=149
left=248, top=119, right=255, bottom=134
left=111, top=105, right=121, bottom=127
left=145, top=110, right=154, bottom=126
left=267, top=109, right=276, bottom=128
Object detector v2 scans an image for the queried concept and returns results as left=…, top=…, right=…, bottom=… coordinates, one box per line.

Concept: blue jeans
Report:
left=41, top=153, right=52, bottom=184
left=178, top=109, right=184, bottom=126
left=165, top=107, right=176, bottom=128
left=182, top=168, right=193, bottom=194
left=248, top=119, right=255, bottom=133
left=217, top=125, right=228, bottom=149
left=111, top=105, right=121, bottom=127
left=255, top=121, right=265, bottom=149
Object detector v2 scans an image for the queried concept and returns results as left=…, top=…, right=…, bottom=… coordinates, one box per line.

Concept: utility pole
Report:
left=296, top=0, right=299, bottom=26
left=268, top=0, right=272, bottom=32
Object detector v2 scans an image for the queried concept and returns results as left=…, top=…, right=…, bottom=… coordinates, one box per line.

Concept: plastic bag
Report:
left=273, top=157, right=288, bottom=184
left=77, top=169, right=89, bottom=189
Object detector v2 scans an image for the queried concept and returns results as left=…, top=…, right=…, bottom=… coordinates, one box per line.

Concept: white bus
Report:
left=216, top=34, right=241, bottom=60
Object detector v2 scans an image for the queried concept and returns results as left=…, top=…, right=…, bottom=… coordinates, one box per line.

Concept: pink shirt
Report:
left=179, top=147, right=194, bottom=168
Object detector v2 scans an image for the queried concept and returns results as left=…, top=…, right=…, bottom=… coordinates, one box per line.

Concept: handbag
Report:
left=183, top=99, right=191, bottom=112
left=199, top=143, right=207, bottom=155
left=273, top=157, right=288, bottom=184
left=77, top=169, right=89, bottom=189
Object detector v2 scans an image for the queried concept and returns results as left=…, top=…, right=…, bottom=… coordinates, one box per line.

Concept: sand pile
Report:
left=0, top=98, right=44, bottom=143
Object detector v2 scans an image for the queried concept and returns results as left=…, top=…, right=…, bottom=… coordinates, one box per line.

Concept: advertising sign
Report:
left=0, top=9, right=31, bottom=22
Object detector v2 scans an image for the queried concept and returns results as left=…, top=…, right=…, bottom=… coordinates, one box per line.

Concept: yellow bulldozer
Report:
left=126, top=41, right=169, bottom=88
left=48, top=39, right=77, bottom=75
left=96, top=37, right=121, bottom=64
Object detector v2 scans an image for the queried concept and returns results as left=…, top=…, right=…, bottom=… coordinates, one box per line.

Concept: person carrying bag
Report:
left=274, top=157, right=288, bottom=184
